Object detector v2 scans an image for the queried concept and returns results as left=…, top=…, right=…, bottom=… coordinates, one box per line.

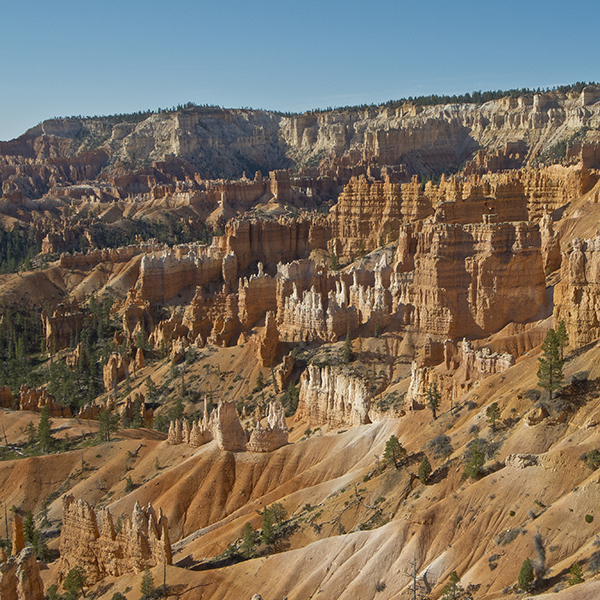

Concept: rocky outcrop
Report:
left=296, top=365, right=371, bottom=427
left=41, top=299, right=89, bottom=352
left=406, top=340, right=515, bottom=409
left=168, top=400, right=246, bottom=451
left=18, top=385, right=71, bottom=418
left=274, top=354, right=295, bottom=391
left=103, top=353, right=130, bottom=392
left=238, top=263, right=278, bottom=329
left=328, top=175, right=402, bottom=260
left=136, top=244, right=225, bottom=304
left=258, top=312, right=279, bottom=367
left=0, top=548, right=45, bottom=600
left=539, top=212, right=562, bottom=273
left=393, top=219, right=547, bottom=338
left=554, top=236, right=600, bottom=347
left=0, top=387, right=14, bottom=409
left=247, top=401, right=288, bottom=452
left=12, top=515, right=24, bottom=556
left=59, top=495, right=171, bottom=584
left=224, top=216, right=330, bottom=273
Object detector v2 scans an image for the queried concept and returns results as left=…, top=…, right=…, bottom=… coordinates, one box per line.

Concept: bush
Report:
left=586, top=514, right=594, bottom=523
left=518, top=557, right=534, bottom=591
left=428, top=434, right=453, bottom=460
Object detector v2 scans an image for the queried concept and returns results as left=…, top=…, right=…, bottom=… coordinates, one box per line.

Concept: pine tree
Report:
left=261, top=506, right=275, bottom=546
left=343, top=323, right=352, bottom=364
left=240, top=522, right=256, bottom=558
left=568, top=561, right=584, bottom=586
left=518, top=557, right=534, bottom=591
left=426, top=380, right=441, bottom=420
left=383, top=435, right=407, bottom=469
left=98, top=408, right=119, bottom=442
left=486, top=402, right=501, bottom=431
left=418, top=455, right=432, bottom=484
left=537, top=328, right=564, bottom=399
left=140, top=566, right=155, bottom=598
left=63, top=565, right=87, bottom=598
left=463, top=434, right=485, bottom=480
left=441, top=571, right=463, bottom=599
left=37, top=406, right=54, bottom=452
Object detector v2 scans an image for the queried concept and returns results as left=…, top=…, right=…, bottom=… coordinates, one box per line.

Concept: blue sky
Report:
left=1, top=0, right=599, bottom=141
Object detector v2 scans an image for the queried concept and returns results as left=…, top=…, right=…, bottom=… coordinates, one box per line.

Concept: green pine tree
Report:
left=486, top=402, right=501, bottom=431
left=37, top=406, right=54, bottom=452
left=261, top=506, right=275, bottom=546
left=441, top=570, right=463, bottom=599
left=383, top=435, right=407, bottom=469
left=140, top=566, right=155, bottom=598
left=518, top=557, right=534, bottom=591
left=537, top=328, right=564, bottom=399
left=98, top=408, right=119, bottom=442
left=463, top=434, right=485, bottom=480
left=418, top=455, right=432, bottom=484
left=568, top=561, right=584, bottom=586
left=63, top=565, right=87, bottom=598
left=343, top=323, right=352, bottom=364
left=426, top=380, right=441, bottom=420
left=240, top=522, right=256, bottom=558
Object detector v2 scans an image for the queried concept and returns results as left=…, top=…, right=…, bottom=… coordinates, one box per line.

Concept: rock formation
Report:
left=0, top=548, right=45, bottom=600
left=59, top=495, right=171, bottom=584
left=103, top=353, right=130, bottom=392
left=392, top=219, right=547, bottom=338
left=41, top=299, right=89, bottom=352
left=554, top=236, right=600, bottom=346
left=12, top=514, right=24, bottom=556
left=18, top=385, right=71, bottom=418
left=258, top=312, right=279, bottom=367
left=296, top=365, right=371, bottom=427
left=328, top=175, right=402, bottom=260
left=247, top=401, right=288, bottom=452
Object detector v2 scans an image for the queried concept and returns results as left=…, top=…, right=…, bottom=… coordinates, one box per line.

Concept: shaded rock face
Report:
left=296, top=365, right=371, bottom=428
left=59, top=495, right=172, bottom=584
left=0, top=548, right=45, bottom=600
left=554, top=236, right=600, bottom=347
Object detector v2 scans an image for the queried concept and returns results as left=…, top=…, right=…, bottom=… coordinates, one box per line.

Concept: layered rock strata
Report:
left=393, top=219, right=547, bottom=338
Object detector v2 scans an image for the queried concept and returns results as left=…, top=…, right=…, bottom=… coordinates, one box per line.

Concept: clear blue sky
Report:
left=1, top=0, right=599, bottom=141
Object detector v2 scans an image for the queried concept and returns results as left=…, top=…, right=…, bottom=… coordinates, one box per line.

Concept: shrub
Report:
left=586, top=514, right=594, bottom=523
left=518, top=557, right=534, bottom=591
left=428, top=434, right=453, bottom=460
left=568, top=561, right=584, bottom=586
